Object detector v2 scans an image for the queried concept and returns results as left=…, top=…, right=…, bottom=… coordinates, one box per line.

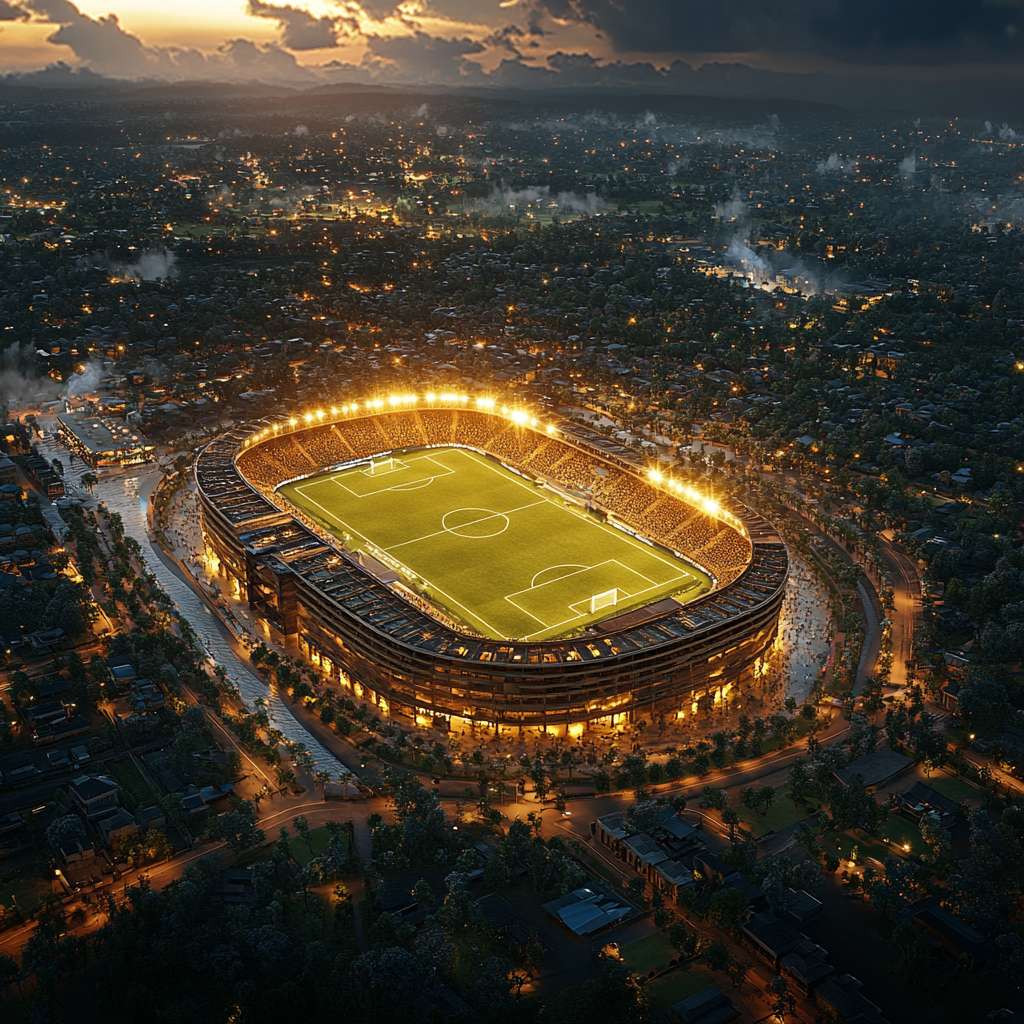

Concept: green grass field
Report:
left=280, top=446, right=711, bottom=641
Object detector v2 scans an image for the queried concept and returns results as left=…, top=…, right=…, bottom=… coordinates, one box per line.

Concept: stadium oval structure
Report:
left=196, top=402, right=787, bottom=732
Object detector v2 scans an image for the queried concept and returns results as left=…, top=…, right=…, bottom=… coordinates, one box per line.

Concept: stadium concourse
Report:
left=196, top=399, right=787, bottom=734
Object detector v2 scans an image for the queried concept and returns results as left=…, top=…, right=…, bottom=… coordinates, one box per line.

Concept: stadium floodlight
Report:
left=426, top=392, right=436, bottom=402
left=512, top=410, right=527, bottom=425
left=590, top=589, right=618, bottom=614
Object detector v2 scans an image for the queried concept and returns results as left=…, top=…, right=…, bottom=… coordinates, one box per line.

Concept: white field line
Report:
left=325, top=452, right=454, bottom=499
left=386, top=499, right=547, bottom=552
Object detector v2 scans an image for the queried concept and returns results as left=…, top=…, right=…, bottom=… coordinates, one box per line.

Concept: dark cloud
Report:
left=535, top=0, right=1024, bottom=63
left=0, top=0, right=28, bottom=19
left=366, top=31, right=485, bottom=82
left=246, top=0, right=348, bottom=50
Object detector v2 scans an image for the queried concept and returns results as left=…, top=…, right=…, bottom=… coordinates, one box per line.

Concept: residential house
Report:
left=68, top=774, right=120, bottom=819
left=898, top=782, right=959, bottom=829
left=815, top=974, right=890, bottom=1024
left=98, top=807, right=139, bottom=848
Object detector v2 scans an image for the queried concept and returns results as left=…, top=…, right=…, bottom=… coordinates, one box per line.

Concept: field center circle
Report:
left=442, top=507, right=510, bottom=539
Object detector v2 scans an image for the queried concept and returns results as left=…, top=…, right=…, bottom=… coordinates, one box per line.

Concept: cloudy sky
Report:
left=2, top=0, right=1024, bottom=106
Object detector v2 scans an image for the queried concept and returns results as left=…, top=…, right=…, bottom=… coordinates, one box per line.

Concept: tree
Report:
left=698, top=786, right=728, bottom=811
left=918, top=814, right=951, bottom=866
left=668, top=920, right=698, bottom=957
left=80, top=472, right=99, bottom=493
left=44, top=813, right=85, bottom=850
left=208, top=801, right=265, bottom=853
left=891, top=921, right=933, bottom=990
left=626, top=799, right=662, bottom=834
left=352, top=946, right=427, bottom=1021
left=406, top=878, right=433, bottom=915
left=621, top=754, right=650, bottom=798
left=625, top=876, right=646, bottom=901
left=740, top=786, right=761, bottom=814
left=545, top=961, right=650, bottom=1024
left=788, top=759, right=813, bottom=809
left=722, top=806, right=740, bottom=841
left=529, top=761, right=549, bottom=801
left=707, top=886, right=748, bottom=931
left=293, top=815, right=314, bottom=855
left=769, top=976, right=797, bottom=1022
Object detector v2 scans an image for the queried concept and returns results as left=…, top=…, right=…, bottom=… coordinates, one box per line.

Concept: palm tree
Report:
left=80, top=472, right=99, bottom=493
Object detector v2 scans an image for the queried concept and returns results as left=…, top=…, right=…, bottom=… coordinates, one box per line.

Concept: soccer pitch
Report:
left=279, top=447, right=712, bottom=641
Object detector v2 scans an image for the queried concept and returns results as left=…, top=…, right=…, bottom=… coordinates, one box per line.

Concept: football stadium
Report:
left=195, top=395, right=787, bottom=733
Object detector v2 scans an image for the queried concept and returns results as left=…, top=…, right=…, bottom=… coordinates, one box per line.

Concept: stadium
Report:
left=195, top=395, right=788, bottom=734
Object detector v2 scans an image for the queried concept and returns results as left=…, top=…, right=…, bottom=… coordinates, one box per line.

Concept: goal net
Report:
left=590, top=588, right=618, bottom=614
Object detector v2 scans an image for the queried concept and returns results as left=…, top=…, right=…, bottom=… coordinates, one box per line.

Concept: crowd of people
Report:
left=234, top=408, right=752, bottom=583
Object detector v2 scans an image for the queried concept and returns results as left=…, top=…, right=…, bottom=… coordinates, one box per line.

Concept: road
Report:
left=874, top=535, right=921, bottom=690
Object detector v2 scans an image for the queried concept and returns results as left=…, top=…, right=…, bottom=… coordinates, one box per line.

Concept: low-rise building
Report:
left=833, top=748, right=913, bottom=793
left=815, top=974, right=890, bottom=1024
left=670, top=985, right=739, bottom=1024
left=57, top=412, right=154, bottom=468
left=907, top=897, right=996, bottom=970
left=69, top=774, right=120, bottom=819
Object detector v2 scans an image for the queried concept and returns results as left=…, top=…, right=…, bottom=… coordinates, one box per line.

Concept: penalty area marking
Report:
left=324, top=452, right=454, bottom=499
left=530, top=564, right=588, bottom=588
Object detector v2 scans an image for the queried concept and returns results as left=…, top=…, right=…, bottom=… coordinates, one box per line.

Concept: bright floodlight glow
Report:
left=389, top=395, right=399, bottom=406
left=330, top=406, right=338, bottom=416
left=289, top=417, right=297, bottom=427
left=304, top=412, right=313, bottom=423
left=426, top=392, right=436, bottom=402
left=373, top=398, right=384, bottom=408
left=511, top=410, right=528, bottom=425
left=546, top=423, right=556, bottom=435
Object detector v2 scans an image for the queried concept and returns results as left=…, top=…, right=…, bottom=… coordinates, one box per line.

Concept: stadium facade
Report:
left=195, top=398, right=787, bottom=733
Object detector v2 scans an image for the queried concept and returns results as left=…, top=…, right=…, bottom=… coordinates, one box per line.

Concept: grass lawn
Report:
left=641, top=966, right=718, bottom=1011
left=499, top=881, right=562, bottom=919
left=926, top=774, right=984, bottom=804
left=574, top=846, right=627, bottom=889
left=876, top=817, right=927, bottom=859
left=736, top=791, right=810, bottom=836
left=620, top=932, right=677, bottom=976
left=281, top=446, right=711, bottom=641
left=284, top=825, right=351, bottom=866
left=106, top=758, right=158, bottom=808
left=0, top=868, right=51, bottom=911
left=824, top=826, right=911, bottom=866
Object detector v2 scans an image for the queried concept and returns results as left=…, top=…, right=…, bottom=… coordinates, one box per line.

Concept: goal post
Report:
left=590, top=588, right=618, bottom=614
left=367, top=457, right=394, bottom=476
